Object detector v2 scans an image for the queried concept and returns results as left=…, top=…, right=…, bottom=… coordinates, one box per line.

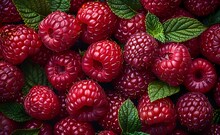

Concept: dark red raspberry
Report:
left=153, top=43, right=191, bottom=86
left=214, top=79, right=220, bottom=107
left=82, top=40, right=123, bottom=82
left=0, top=113, right=18, bottom=135
left=171, top=129, right=189, bottom=135
left=38, top=11, right=81, bottom=52
left=54, top=117, right=95, bottom=135
left=140, top=0, right=181, bottom=17
left=46, top=50, right=82, bottom=92
left=204, top=124, right=220, bottom=135
left=66, top=80, right=108, bottom=121
left=183, top=37, right=200, bottom=59
left=69, top=0, right=93, bottom=13
left=0, top=61, right=24, bottom=102
left=0, top=0, right=22, bottom=23
left=24, top=85, right=61, bottom=120
left=114, top=13, right=146, bottom=44
left=15, top=91, right=25, bottom=105
left=138, top=94, right=176, bottom=135
left=184, top=58, right=217, bottom=93
left=77, top=2, right=117, bottom=44
left=176, top=92, right=213, bottom=132
left=113, top=64, right=155, bottom=99
left=98, top=130, right=116, bottom=135
left=124, top=32, right=158, bottom=69
left=201, top=24, right=220, bottom=65
left=56, top=93, right=69, bottom=119
left=23, top=119, right=53, bottom=135
left=98, top=92, right=126, bottom=134
left=0, top=25, right=42, bottom=64
left=184, top=0, right=220, bottom=16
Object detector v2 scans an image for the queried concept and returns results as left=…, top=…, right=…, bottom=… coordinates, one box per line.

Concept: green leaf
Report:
left=163, top=17, right=207, bottom=42
left=12, top=128, right=40, bottom=135
left=146, top=12, right=165, bottom=43
left=213, top=109, right=220, bottom=124
left=13, top=0, right=51, bottom=30
left=50, top=0, right=70, bottom=12
left=107, top=0, right=142, bottom=19
left=0, top=102, right=32, bottom=122
left=127, top=132, right=150, bottom=135
left=203, top=9, right=220, bottom=26
left=118, top=99, right=141, bottom=133
left=20, top=61, right=51, bottom=96
left=148, top=81, right=180, bottom=102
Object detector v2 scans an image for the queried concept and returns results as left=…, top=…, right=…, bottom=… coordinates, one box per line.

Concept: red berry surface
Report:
left=171, top=129, right=188, bottom=135
left=38, top=11, right=81, bottom=52
left=152, top=43, right=191, bottom=86
left=214, top=78, right=220, bottom=107
left=77, top=2, right=117, bottom=44
left=184, top=58, right=217, bottom=93
left=46, top=50, right=82, bottom=91
left=205, top=124, right=220, bottom=135
left=183, top=37, right=200, bottom=59
left=24, top=85, right=61, bottom=120
left=98, top=130, right=116, bottom=135
left=0, top=113, right=18, bottom=135
left=82, top=40, right=123, bottom=82
left=69, top=0, right=93, bottom=13
left=66, top=80, right=108, bottom=121
left=57, top=93, right=69, bottom=119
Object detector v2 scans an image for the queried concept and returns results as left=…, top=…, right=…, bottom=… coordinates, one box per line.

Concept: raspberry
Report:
left=114, top=13, right=146, bottom=44
left=0, top=113, right=18, bottom=135
left=152, top=43, right=191, bottom=86
left=113, top=64, right=155, bottom=99
left=0, top=25, right=42, bottom=64
left=183, top=37, right=200, bottom=59
left=0, top=61, right=24, bottom=102
left=98, top=130, right=116, bottom=135
left=46, top=50, right=82, bottom=91
left=171, top=129, right=189, bottom=135
left=214, top=79, right=220, bottom=107
left=66, top=80, right=108, bottom=121
left=69, top=0, right=93, bottom=13
left=176, top=92, right=213, bottom=132
left=38, top=11, right=81, bottom=52
left=54, top=117, right=95, bottom=135
left=124, top=32, right=158, bottom=69
left=57, top=93, right=69, bottom=119
left=184, top=58, right=217, bottom=93
left=77, top=1, right=117, bottom=44
left=184, top=0, right=220, bottom=16
left=82, top=40, right=123, bottom=82
left=24, top=85, right=61, bottom=120
left=201, top=24, right=220, bottom=65
left=205, top=124, right=220, bottom=135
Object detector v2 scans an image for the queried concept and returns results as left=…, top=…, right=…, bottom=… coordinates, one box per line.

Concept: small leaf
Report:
left=107, top=0, right=142, bottom=19
left=118, top=99, right=141, bottom=133
left=203, top=9, right=220, bottom=26
left=0, top=102, right=32, bottom=122
left=148, top=81, right=180, bottom=102
left=213, top=109, right=220, bottom=124
left=163, top=17, right=207, bottom=42
left=146, top=12, right=165, bottom=43
left=50, top=0, right=70, bottom=12
left=12, top=128, right=40, bottom=135
left=20, top=60, right=51, bottom=95
left=127, top=132, right=150, bottom=135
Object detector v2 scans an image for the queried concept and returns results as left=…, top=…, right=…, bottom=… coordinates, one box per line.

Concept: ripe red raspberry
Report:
left=184, top=0, right=220, bottom=16
left=114, top=13, right=146, bottom=44
left=46, top=50, right=82, bottom=91
left=0, top=61, right=24, bottom=102
left=23, top=119, right=53, bottom=135
left=0, top=25, right=42, bottom=64
left=82, top=40, right=123, bottom=82
left=152, top=43, right=191, bottom=86
left=124, top=32, right=158, bottom=69
left=69, top=0, right=93, bottom=13
left=77, top=2, right=117, bottom=44
left=113, top=64, right=155, bottom=99
left=176, top=92, right=213, bottom=132
left=0, top=113, right=18, bottom=135
left=54, top=117, right=95, bottom=135
left=214, top=79, right=220, bottom=107
left=66, top=80, right=108, bottom=121
left=140, top=0, right=181, bottom=17
left=205, top=124, right=220, bottom=135
left=98, top=130, right=116, bottom=135
left=201, top=24, right=220, bottom=65
left=183, top=37, right=200, bottom=59
left=98, top=92, right=126, bottom=134
left=24, top=85, right=61, bottom=120
left=184, top=58, right=217, bottom=93
left=57, top=93, right=69, bottom=119
left=0, top=0, right=22, bottom=23
left=38, top=11, right=81, bottom=52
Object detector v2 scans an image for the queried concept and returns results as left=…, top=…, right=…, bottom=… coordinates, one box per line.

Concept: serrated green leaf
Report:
left=12, top=128, right=40, bottom=135
left=119, top=99, right=141, bottom=133
left=163, top=17, right=207, bottom=42
left=126, top=131, right=150, bottom=135
left=13, top=0, right=51, bottom=30
left=203, top=9, right=220, bottom=26
left=146, top=12, right=165, bottom=43
left=20, top=61, right=51, bottom=95
left=50, top=0, right=70, bottom=12
left=107, top=0, right=142, bottom=19
left=0, top=102, right=32, bottom=122
left=213, top=109, right=220, bottom=124
left=148, top=81, right=180, bottom=102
